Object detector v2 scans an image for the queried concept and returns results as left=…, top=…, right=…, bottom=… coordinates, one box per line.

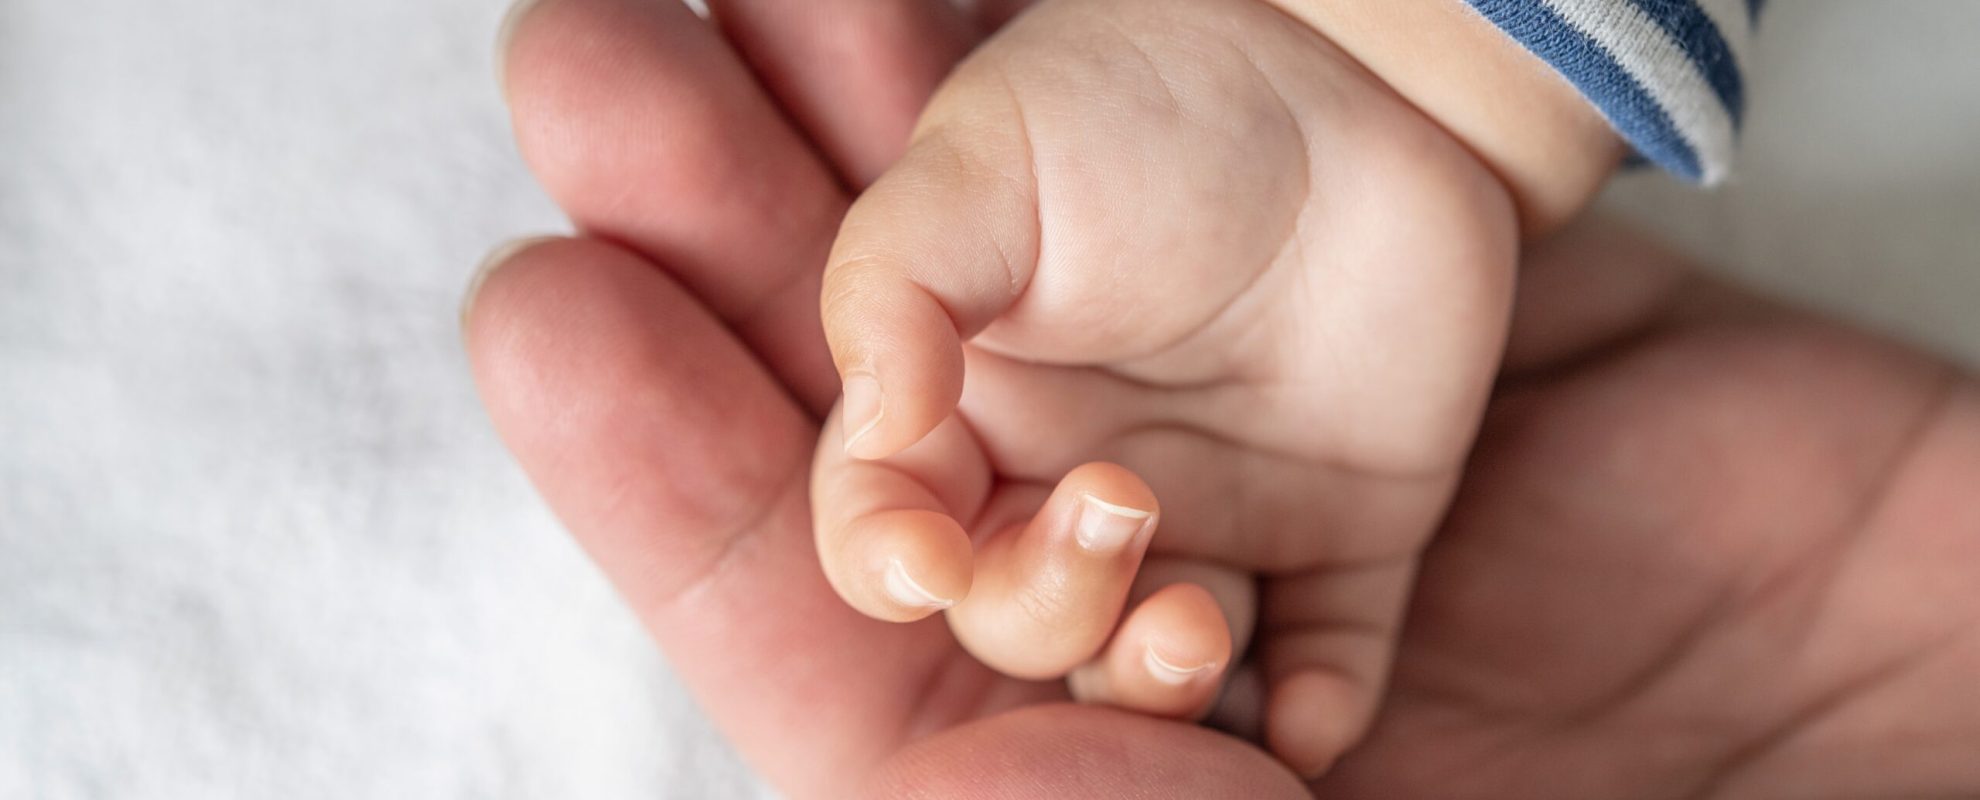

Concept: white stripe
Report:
left=1542, top=0, right=1737, bottom=183
left=1696, top=0, right=1752, bottom=83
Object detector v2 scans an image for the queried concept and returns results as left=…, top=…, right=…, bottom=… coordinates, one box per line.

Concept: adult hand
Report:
left=469, top=0, right=1304, bottom=796
left=464, top=0, right=1980, bottom=796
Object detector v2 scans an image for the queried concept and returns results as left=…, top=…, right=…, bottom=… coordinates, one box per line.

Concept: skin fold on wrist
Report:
left=1258, top=0, right=1627, bottom=235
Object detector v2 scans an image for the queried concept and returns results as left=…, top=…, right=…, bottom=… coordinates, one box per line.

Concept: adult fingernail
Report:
left=1073, top=494, right=1152, bottom=554
left=1144, top=646, right=1215, bottom=686
left=841, top=372, right=884, bottom=456
left=462, top=236, right=555, bottom=331
left=883, top=559, right=954, bottom=611
left=495, top=0, right=545, bottom=95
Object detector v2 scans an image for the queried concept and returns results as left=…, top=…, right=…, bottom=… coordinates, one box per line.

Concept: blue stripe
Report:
left=1466, top=0, right=1703, bottom=181
left=1626, top=0, right=1744, bottom=126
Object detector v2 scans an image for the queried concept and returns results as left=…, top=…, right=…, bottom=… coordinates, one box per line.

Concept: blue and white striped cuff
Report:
left=1463, top=0, right=1758, bottom=184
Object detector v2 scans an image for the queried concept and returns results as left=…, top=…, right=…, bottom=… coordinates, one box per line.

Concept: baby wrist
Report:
left=1260, top=0, right=1625, bottom=234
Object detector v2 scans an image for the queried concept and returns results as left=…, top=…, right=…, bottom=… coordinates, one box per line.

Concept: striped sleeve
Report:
left=1462, top=0, right=1759, bottom=184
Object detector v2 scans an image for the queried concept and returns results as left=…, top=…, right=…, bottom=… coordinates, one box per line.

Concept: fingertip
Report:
left=823, top=287, right=966, bottom=461
left=1136, top=586, right=1230, bottom=698
left=1265, top=670, right=1360, bottom=779
left=494, top=0, right=546, bottom=97
left=1062, top=463, right=1159, bottom=555
left=463, top=238, right=615, bottom=407
left=1142, top=646, right=1220, bottom=688
left=836, top=508, right=973, bottom=623
left=1132, top=583, right=1232, bottom=691
left=1067, top=582, right=1231, bottom=719
left=463, top=235, right=563, bottom=333
left=1062, top=462, right=1160, bottom=518
left=1144, top=583, right=1233, bottom=673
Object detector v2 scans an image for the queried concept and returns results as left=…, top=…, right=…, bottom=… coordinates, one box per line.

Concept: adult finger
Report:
left=500, top=0, right=844, bottom=408
left=465, top=237, right=1039, bottom=795
left=706, top=0, right=975, bottom=186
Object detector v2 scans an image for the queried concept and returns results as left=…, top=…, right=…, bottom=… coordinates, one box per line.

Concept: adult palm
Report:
left=1316, top=222, right=1980, bottom=798
left=465, top=0, right=1980, bottom=796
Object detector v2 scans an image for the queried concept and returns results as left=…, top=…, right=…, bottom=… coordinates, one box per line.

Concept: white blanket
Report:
left=2, top=1, right=1974, bottom=797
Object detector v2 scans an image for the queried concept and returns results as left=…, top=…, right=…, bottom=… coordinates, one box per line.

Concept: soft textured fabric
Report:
left=1466, top=0, right=1758, bottom=183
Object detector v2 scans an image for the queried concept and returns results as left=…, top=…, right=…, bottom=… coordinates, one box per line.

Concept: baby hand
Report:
left=809, top=0, right=1616, bottom=775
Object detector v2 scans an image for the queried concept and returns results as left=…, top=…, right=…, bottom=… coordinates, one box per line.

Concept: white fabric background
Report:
left=1, top=1, right=1974, bottom=798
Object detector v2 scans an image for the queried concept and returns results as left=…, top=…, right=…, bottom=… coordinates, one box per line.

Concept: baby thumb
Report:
left=820, top=107, right=1041, bottom=459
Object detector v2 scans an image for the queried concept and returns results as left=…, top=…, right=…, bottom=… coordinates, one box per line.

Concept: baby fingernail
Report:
left=1073, top=494, right=1152, bottom=554
left=883, top=559, right=953, bottom=611
left=841, top=372, right=884, bottom=456
left=1144, top=646, right=1214, bottom=686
